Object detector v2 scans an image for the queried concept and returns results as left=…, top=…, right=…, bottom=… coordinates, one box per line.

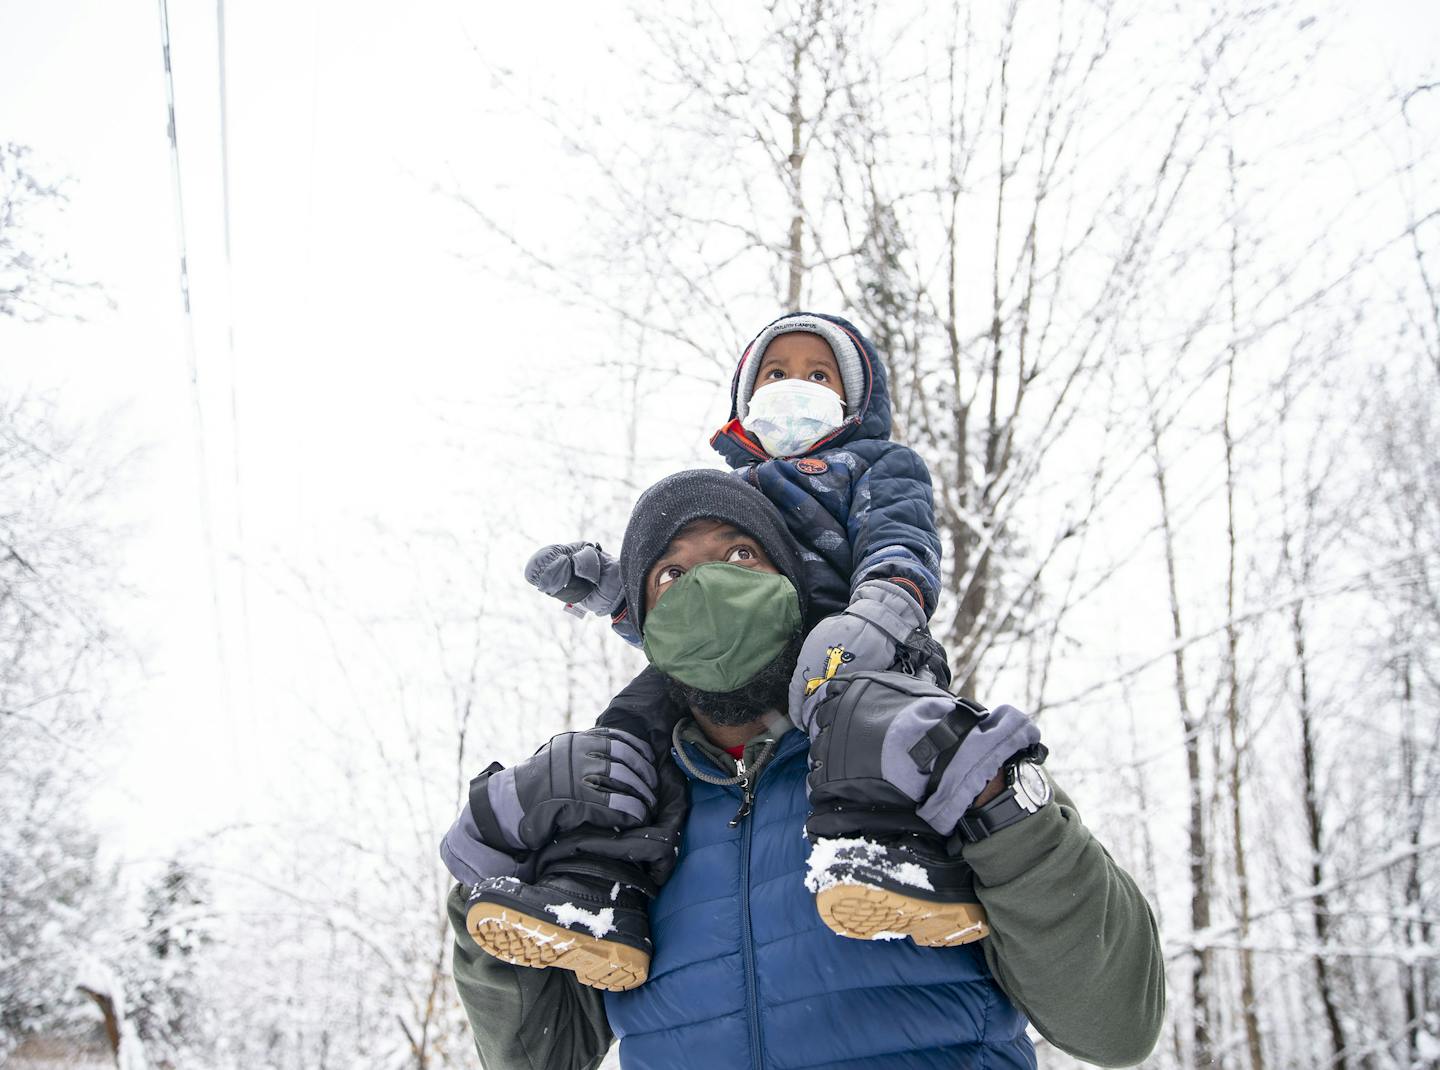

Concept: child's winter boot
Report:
left=465, top=860, right=655, bottom=992
left=801, top=670, right=1041, bottom=947
left=806, top=832, right=989, bottom=946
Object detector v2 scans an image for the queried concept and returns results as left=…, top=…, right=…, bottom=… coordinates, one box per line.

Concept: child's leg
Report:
left=802, top=670, right=995, bottom=947
left=526, top=667, right=688, bottom=887
left=463, top=668, right=688, bottom=991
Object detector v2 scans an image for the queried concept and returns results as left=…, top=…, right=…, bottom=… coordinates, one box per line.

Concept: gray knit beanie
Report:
left=620, top=469, right=808, bottom=635
left=734, top=313, right=867, bottom=422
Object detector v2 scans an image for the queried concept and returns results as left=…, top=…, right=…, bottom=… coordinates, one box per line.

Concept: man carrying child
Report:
left=440, top=315, right=1165, bottom=1069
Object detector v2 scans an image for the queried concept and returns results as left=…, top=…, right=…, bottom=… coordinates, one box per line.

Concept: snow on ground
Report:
left=7, top=1037, right=114, bottom=1070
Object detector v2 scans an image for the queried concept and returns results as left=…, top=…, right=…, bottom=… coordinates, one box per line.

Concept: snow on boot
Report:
left=805, top=833, right=989, bottom=947
left=465, top=870, right=653, bottom=992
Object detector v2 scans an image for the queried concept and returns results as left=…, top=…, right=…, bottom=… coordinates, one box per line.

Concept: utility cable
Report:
left=215, top=0, right=256, bottom=735
left=157, top=0, right=234, bottom=725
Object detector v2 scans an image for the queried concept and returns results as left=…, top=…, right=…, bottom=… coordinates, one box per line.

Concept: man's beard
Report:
left=662, top=634, right=802, bottom=727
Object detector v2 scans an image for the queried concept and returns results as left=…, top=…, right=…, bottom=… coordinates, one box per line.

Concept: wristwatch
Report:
left=956, top=746, right=1052, bottom=843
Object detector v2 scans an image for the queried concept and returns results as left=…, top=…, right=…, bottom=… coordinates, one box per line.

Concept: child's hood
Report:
left=710, top=312, right=893, bottom=466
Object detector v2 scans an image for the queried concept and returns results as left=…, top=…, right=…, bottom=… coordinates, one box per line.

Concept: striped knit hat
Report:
left=733, top=313, right=867, bottom=422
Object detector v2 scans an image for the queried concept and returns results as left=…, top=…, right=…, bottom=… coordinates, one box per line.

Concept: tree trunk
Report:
left=940, top=27, right=975, bottom=699
left=1398, top=659, right=1427, bottom=1068
left=1151, top=418, right=1214, bottom=1066
left=1223, top=144, right=1264, bottom=1070
left=1292, top=599, right=1350, bottom=1068
left=78, top=985, right=122, bottom=1058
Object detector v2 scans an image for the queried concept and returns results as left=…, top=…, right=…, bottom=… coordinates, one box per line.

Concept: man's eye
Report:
left=809, top=371, right=829, bottom=382
left=656, top=566, right=683, bottom=587
left=764, top=369, right=785, bottom=380
left=727, top=547, right=756, bottom=563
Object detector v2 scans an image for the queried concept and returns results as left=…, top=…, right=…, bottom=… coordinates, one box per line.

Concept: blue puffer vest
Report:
left=604, top=730, right=1036, bottom=1070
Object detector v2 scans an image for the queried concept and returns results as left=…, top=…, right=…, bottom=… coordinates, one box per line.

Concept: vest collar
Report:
left=673, top=716, right=805, bottom=783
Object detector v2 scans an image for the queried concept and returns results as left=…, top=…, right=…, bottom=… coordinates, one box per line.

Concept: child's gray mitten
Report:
left=525, top=541, right=624, bottom=615
left=788, top=579, right=926, bottom=733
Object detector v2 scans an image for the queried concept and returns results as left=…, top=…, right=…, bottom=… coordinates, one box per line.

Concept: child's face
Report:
left=754, top=333, right=846, bottom=402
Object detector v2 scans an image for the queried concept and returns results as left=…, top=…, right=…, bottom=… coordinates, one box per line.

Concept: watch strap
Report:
left=957, top=789, right=1033, bottom=842
left=957, top=750, right=1052, bottom=843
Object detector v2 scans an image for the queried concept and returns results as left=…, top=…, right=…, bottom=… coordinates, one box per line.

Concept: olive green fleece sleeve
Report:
left=964, top=784, right=1166, bottom=1067
left=446, top=885, right=614, bottom=1070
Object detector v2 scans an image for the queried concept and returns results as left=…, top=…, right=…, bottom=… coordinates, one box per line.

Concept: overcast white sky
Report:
left=1, top=0, right=665, bottom=854
left=1, top=0, right=1436, bottom=859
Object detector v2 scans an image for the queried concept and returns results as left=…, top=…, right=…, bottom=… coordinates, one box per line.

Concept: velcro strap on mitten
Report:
left=440, top=801, right=528, bottom=884
left=468, top=761, right=528, bottom=853
left=554, top=577, right=591, bottom=604
left=842, top=598, right=908, bottom=641
left=915, top=704, right=1043, bottom=837
left=906, top=700, right=984, bottom=773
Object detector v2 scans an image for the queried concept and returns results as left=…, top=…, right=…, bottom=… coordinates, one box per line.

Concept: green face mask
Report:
left=641, top=562, right=801, bottom=693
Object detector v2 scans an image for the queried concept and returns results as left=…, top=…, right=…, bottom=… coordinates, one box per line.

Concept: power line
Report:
left=215, top=0, right=256, bottom=732
left=215, top=1, right=233, bottom=270
left=157, top=0, right=234, bottom=725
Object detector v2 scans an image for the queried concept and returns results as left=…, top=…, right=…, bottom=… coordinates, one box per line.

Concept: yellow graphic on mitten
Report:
left=805, top=645, right=855, bottom=696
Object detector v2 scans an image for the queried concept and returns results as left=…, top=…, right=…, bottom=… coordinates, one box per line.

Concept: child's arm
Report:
left=607, top=595, right=641, bottom=646
left=846, top=444, right=944, bottom=617
left=787, top=579, right=929, bottom=731
left=525, top=541, right=643, bottom=646
left=525, top=541, right=624, bottom=613
left=785, top=444, right=944, bottom=730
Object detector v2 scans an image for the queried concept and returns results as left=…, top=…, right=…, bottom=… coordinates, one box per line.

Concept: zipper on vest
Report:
left=738, top=782, right=765, bottom=1069
left=729, top=757, right=754, bottom=827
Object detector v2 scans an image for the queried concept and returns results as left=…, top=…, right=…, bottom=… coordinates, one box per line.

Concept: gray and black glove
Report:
left=439, top=728, right=658, bottom=885
left=524, top=541, right=625, bottom=616
left=788, top=579, right=929, bottom=733
left=805, top=670, right=1041, bottom=840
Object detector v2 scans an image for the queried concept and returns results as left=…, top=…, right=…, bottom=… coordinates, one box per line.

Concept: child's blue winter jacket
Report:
left=709, top=312, right=943, bottom=622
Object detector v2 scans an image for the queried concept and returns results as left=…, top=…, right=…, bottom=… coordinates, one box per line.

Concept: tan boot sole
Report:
left=466, top=902, right=650, bottom=992
left=816, top=883, right=991, bottom=946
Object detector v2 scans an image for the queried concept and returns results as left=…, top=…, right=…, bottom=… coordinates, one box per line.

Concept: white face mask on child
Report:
left=742, top=380, right=846, bottom=458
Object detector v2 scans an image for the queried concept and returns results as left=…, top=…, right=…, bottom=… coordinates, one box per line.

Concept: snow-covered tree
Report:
left=0, top=389, right=125, bottom=1058
left=0, top=143, right=101, bottom=322
left=0, top=146, right=124, bottom=1061
left=122, top=859, right=214, bottom=1068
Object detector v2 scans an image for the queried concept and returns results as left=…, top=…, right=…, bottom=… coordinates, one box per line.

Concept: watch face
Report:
left=1014, top=762, right=1051, bottom=811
